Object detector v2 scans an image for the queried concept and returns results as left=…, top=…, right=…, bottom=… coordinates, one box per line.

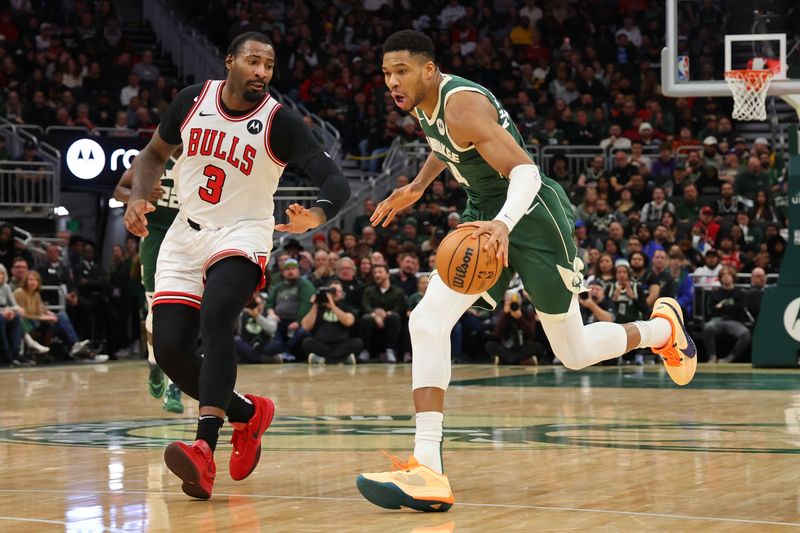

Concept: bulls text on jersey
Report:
left=185, top=128, right=257, bottom=176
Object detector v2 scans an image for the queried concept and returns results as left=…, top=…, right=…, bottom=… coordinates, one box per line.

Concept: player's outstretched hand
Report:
left=458, top=220, right=510, bottom=268
left=275, top=203, right=325, bottom=234
left=370, top=185, right=424, bottom=228
left=124, top=199, right=156, bottom=237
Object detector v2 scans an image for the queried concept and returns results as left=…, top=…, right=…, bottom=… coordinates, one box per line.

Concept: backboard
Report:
left=661, top=0, right=800, bottom=98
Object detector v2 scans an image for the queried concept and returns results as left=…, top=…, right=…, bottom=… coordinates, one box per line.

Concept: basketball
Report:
left=435, top=227, right=503, bottom=295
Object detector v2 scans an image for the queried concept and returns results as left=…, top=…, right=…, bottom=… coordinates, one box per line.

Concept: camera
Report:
left=579, top=291, right=589, bottom=300
left=505, top=288, right=524, bottom=312
left=316, top=286, right=336, bottom=302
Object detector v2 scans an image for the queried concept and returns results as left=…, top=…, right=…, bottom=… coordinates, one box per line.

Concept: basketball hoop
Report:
left=725, top=59, right=780, bottom=121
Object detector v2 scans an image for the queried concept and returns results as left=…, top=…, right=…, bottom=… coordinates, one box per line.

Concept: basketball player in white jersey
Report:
left=124, top=32, right=350, bottom=500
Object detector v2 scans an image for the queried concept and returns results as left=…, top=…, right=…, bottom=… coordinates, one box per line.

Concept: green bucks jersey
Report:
left=415, top=74, right=581, bottom=316
left=414, top=74, right=528, bottom=205
left=147, top=157, right=179, bottom=231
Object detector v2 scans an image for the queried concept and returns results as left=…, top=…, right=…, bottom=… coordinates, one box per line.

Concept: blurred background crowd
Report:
left=0, top=0, right=790, bottom=366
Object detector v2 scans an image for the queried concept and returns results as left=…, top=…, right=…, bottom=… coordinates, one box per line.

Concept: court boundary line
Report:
left=0, top=489, right=797, bottom=527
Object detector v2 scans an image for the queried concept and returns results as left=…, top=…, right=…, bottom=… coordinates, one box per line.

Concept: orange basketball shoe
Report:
left=229, top=394, right=275, bottom=481
left=356, top=453, right=454, bottom=512
left=164, top=439, right=216, bottom=500
left=650, top=297, right=697, bottom=386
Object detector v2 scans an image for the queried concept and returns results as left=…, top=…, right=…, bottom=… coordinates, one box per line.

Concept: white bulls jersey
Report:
left=173, top=80, right=285, bottom=228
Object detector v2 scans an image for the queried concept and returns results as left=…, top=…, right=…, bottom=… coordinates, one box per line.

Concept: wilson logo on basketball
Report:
left=452, top=247, right=474, bottom=289
left=436, top=228, right=501, bottom=295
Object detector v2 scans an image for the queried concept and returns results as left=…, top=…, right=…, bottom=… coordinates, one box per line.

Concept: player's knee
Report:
left=551, top=338, right=590, bottom=370
left=557, top=352, right=586, bottom=370
left=153, top=334, right=184, bottom=374
left=152, top=303, right=199, bottom=374
left=409, top=307, right=444, bottom=342
left=200, top=298, right=239, bottom=338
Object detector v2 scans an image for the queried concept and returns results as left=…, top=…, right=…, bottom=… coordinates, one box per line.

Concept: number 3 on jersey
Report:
left=199, top=164, right=226, bottom=204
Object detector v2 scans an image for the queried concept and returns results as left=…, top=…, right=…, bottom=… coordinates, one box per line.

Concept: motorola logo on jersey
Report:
left=66, top=138, right=106, bottom=180
left=247, top=119, right=263, bottom=134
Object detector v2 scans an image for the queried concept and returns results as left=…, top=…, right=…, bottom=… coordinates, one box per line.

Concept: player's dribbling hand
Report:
left=275, top=203, right=325, bottom=233
left=458, top=220, right=510, bottom=267
left=370, top=185, right=424, bottom=228
left=124, top=199, right=156, bottom=237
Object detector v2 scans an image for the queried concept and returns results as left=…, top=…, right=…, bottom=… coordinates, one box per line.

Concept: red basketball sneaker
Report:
left=229, top=394, right=275, bottom=481
left=164, top=439, right=216, bottom=500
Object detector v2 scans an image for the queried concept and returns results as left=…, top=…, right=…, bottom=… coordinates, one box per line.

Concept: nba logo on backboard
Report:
left=677, top=56, right=689, bottom=82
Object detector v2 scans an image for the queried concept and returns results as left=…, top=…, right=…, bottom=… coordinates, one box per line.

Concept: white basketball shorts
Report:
left=153, top=214, right=273, bottom=310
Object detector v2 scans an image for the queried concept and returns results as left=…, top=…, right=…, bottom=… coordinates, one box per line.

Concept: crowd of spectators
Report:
left=0, top=0, right=792, bottom=366
left=174, top=0, right=794, bottom=164
left=170, top=0, right=787, bottom=359
left=0, top=1, right=170, bottom=136
left=0, top=228, right=143, bottom=366
left=246, top=124, right=782, bottom=365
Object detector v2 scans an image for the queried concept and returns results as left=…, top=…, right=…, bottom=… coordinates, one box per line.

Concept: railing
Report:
left=539, top=145, right=605, bottom=178
left=40, top=285, right=66, bottom=313
left=43, top=125, right=155, bottom=139
left=381, top=139, right=430, bottom=184
left=688, top=272, right=779, bottom=323
left=0, top=161, right=58, bottom=213
left=0, top=118, right=61, bottom=213
left=45, top=125, right=90, bottom=136
left=675, top=145, right=704, bottom=159
left=273, top=187, right=323, bottom=230
left=270, top=138, right=423, bottom=250
left=92, top=127, right=137, bottom=137
left=273, top=178, right=373, bottom=247
left=141, top=0, right=341, bottom=159
left=269, top=92, right=341, bottom=160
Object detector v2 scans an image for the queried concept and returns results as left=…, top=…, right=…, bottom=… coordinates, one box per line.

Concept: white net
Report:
left=725, top=69, right=774, bottom=121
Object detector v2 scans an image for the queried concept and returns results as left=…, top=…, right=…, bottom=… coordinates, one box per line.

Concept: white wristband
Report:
left=493, top=164, right=542, bottom=232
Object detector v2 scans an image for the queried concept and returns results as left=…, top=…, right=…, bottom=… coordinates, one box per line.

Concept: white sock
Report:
left=635, top=318, right=672, bottom=349
left=414, top=411, right=444, bottom=474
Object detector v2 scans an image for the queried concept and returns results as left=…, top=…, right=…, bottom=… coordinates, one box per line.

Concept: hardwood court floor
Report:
left=0, top=361, right=798, bottom=532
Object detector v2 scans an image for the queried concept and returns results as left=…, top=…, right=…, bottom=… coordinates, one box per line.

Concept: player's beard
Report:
left=243, top=85, right=267, bottom=102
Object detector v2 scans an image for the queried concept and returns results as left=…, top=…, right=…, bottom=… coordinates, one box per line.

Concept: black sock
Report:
left=196, top=415, right=224, bottom=451
left=227, top=393, right=256, bottom=424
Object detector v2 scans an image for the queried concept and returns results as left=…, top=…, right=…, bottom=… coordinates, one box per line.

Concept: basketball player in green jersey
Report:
left=356, top=30, right=697, bottom=512
left=115, top=154, right=184, bottom=414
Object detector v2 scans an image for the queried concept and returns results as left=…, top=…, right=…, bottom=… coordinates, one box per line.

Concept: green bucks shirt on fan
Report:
left=414, top=73, right=582, bottom=315
left=414, top=74, right=526, bottom=205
